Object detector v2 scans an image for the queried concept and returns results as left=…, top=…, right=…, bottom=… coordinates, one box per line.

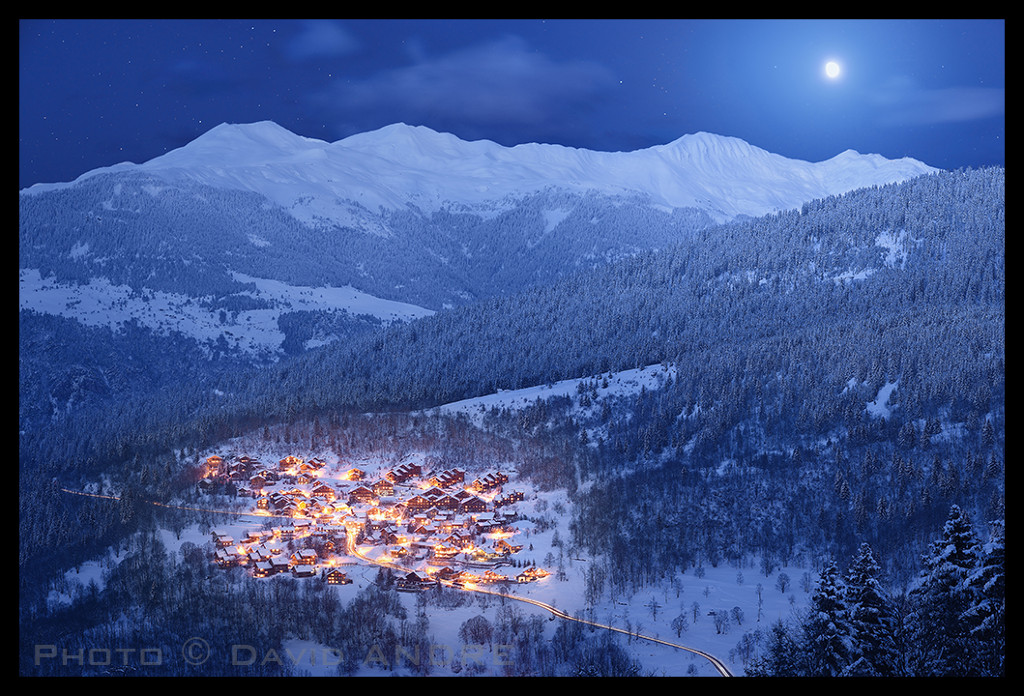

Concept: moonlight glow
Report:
left=825, top=60, right=841, bottom=79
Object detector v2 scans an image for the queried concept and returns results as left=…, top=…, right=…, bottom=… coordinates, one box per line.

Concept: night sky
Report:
left=19, top=19, right=1004, bottom=189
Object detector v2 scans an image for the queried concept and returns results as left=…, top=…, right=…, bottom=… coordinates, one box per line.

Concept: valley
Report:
left=19, top=122, right=1004, bottom=677
left=44, top=411, right=780, bottom=677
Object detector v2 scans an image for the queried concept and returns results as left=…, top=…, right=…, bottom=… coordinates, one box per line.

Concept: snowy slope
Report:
left=22, top=120, right=939, bottom=226
left=19, top=268, right=434, bottom=358
left=429, top=363, right=677, bottom=428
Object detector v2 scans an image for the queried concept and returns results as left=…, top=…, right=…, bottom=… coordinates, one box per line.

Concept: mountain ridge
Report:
left=19, top=120, right=951, bottom=369
left=21, top=120, right=939, bottom=225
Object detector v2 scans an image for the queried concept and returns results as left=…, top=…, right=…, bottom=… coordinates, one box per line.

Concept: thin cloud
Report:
left=284, top=20, right=360, bottom=62
left=871, top=76, right=1004, bottom=127
left=313, top=35, right=617, bottom=139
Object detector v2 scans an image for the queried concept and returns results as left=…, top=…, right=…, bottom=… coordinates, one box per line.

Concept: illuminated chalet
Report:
left=386, top=462, right=422, bottom=484
left=428, top=468, right=465, bottom=488
left=322, top=568, right=352, bottom=585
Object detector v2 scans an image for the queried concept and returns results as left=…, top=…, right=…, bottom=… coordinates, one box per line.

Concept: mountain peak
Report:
left=670, top=131, right=754, bottom=148
left=652, top=131, right=778, bottom=166
left=147, top=121, right=329, bottom=169
left=338, top=122, right=506, bottom=162
left=205, top=120, right=325, bottom=144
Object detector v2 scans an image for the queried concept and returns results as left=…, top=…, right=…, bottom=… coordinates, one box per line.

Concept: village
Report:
left=199, top=454, right=550, bottom=592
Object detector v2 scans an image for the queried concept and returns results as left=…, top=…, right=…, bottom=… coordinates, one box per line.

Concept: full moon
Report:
left=825, top=61, right=841, bottom=79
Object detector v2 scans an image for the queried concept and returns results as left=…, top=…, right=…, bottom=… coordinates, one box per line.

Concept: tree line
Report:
left=747, top=505, right=1004, bottom=677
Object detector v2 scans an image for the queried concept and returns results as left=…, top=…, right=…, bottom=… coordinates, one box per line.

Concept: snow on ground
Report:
left=866, top=380, right=899, bottom=419
left=47, top=467, right=812, bottom=677
left=268, top=484, right=813, bottom=678
left=428, top=363, right=678, bottom=428
left=229, top=271, right=434, bottom=324
left=19, top=268, right=433, bottom=356
left=44, top=367, right=813, bottom=677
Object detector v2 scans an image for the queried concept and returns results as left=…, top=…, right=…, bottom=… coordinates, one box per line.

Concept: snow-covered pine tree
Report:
left=906, top=504, right=982, bottom=676
left=961, top=517, right=1005, bottom=676
left=843, top=542, right=900, bottom=676
left=745, top=619, right=806, bottom=677
left=803, top=558, right=855, bottom=676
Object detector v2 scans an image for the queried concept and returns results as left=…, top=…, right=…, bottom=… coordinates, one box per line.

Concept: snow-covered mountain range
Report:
left=20, top=121, right=940, bottom=365
left=24, top=120, right=938, bottom=228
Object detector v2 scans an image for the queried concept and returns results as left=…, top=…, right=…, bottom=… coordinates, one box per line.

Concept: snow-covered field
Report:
left=428, top=362, right=677, bottom=427
left=40, top=357, right=826, bottom=677
left=19, top=267, right=433, bottom=357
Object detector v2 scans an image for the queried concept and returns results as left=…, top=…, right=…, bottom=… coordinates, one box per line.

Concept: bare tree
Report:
left=775, top=572, right=791, bottom=594
left=671, top=611, right=689, bottom=637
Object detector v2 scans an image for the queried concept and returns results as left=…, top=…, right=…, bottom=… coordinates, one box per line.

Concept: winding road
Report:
left=448, top=582, right=734, bottom=676
left=344, top=516, right=734, bottom=676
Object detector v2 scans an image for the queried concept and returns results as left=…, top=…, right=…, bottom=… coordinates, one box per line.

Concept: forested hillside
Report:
left=242, top=166, right=1004, bottom=423
left=19, top=167, right=1003, bottom=672
left=19, top=171, right=715, bottom=313
left=23, top=166, right=1004, bottom=460
left=19, top=170, right=715, bottom=430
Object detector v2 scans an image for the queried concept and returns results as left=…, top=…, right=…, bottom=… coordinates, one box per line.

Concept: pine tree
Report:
left=746, top=619, right=805, bottom=677
left=980, top=418, right=995, bottom=449
left=843, top=543, right=900, bottom=676
left=803, top=559, right=855, bottom=676
left=961, top=518, right=1005, bottom=676
left=907, top=504, right=981, bottom=676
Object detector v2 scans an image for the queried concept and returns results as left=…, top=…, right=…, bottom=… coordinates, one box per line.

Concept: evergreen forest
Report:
left=19, top=166, right=1004, bottom=676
